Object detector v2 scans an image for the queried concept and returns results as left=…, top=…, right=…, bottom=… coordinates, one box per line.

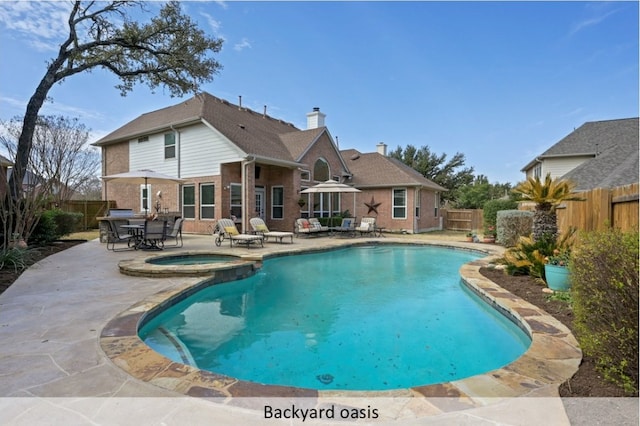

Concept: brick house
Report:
left=93, top=92, right=445, bottom=234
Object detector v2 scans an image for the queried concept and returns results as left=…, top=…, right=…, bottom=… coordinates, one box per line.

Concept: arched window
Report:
left=313, top=158, right=330, bottom=182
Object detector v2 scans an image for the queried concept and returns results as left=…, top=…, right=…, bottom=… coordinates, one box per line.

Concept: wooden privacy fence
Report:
left=441, top=209, right=484, bottom=232
left=51, top=200, right=116, bottom=230
left=556, top=183, right=639, bottom=234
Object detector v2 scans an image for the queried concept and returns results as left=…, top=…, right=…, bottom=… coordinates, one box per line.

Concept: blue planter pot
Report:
left=544, top=264, right=571, bottom=292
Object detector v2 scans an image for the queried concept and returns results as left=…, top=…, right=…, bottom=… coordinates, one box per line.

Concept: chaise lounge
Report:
left=215, top=218, right=263, bottom=248
left=249, top=218, right=294, bottom=243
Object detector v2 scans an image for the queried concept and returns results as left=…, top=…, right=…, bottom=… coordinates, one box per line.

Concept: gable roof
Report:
left=94, top=92, right=305, bottom=164
left=521, top=117, right=639, bottom=171
left=341, top=149, right=447, bottom=191
left=0, top=154, right=12, bottom=167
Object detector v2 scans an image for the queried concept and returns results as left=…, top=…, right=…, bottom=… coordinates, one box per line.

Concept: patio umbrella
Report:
left=300, top=179, right=361, bottom=225
left=102, top=169, right=185, bottom=214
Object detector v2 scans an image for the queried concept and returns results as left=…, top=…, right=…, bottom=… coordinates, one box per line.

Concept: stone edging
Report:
left=99, top=241, right=581, bottom=417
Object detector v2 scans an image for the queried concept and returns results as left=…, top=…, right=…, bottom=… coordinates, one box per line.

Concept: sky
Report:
left=0, top=1, right=638, bottom=185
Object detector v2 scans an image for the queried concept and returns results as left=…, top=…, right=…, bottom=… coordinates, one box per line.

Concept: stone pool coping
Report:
left=99, top=241, right=582, bottom=417
left=118, top=251, right=257, bottom=277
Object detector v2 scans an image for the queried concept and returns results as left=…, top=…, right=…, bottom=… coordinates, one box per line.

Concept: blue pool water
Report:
left=139, top=245, right=530, bottom=391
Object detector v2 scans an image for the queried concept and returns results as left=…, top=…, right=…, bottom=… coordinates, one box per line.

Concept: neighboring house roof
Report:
left=6, top=168, right=41, bottom=186
left=0, top=154, right=12, bottom=167
left=521, top=117, right=639, bottom=172
left=562, top=134, right=639, bottom=191
left=341, top=149, right=447, bottom=191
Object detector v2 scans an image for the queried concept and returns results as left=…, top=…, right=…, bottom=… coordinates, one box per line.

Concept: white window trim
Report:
left=182, top=184, right=195, bottom=219
left=200, top=183, right=215, bottom=220
left=392, top=187, right=407, bottom=219
left=271, top=185, right=284, bottom=220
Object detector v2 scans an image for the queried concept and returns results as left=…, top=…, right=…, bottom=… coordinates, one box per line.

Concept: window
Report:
left=313, top=158, right=329, bottom=182
left=140, top=185, right=150, bottom=213
left=272, top=186, right=284, bottom=219
left=300, top=170, right=310, bottom=181
left=200, top=184, right=215, bottom=219
left=299, top=189, right=310, bottom=218
left=182, top=185, right=195, bottom=219
left=415, top=189, right=421, bottom=218
left=164, top=132, right=176, bottom=159
left=533, top=163, right=542, bottom=179
left=230, top=183, right=242, bottom=219
left=434, top=192, right=440, bottom=217
left=392, top=188, right=407, bottom=219
left=137, top=136, right=149, bottom=143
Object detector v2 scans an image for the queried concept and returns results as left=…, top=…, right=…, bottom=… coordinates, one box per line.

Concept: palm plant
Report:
left=514, top=174, right=583, bottom=242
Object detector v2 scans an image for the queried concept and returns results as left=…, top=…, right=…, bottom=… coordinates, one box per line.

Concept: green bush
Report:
left=571, top=228, right=639, bottom=395
left=29, top=209, right=83, bottom=246
left=497, top=210, right=533, bottom=247
left=483, top=199, right=518, bottom=235
left=502, top=233, right=555, bottom=278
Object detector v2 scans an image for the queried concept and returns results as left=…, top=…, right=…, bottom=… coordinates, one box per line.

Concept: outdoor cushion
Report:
left=256, top=224, right=269, bottom=232
left=224, top=226, right=239, bottom=235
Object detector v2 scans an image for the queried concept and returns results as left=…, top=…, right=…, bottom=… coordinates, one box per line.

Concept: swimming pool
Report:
left=139, top=245, right=531, bottom=391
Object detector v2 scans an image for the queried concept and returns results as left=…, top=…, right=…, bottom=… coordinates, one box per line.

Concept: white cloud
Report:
left=569, top=7, right=618, bottom=36
left=234, top=38, right=252, bottom=52
left=199, top=11, right=223, bottom=35
left=0, top=2, right=71, bottom=51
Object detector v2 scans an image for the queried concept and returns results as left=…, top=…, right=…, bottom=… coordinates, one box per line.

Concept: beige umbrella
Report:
left=102, top=169, right=185, bottom=214
left=300, top=180, right=361, bottom=224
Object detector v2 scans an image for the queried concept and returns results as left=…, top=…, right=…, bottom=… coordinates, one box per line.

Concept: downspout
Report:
left=241, top=156, right=256, bottom=232
left=170, top=125, right=181, bottom=217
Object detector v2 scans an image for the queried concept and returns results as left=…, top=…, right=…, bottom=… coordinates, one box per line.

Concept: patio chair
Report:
left=295, top=218, right=326, bottom=237
left=356, top=217, right=376, bottom=237
left=333, top=217, right=356, bottom=237
left=105, top=220, right=136, bottom=251
left=215, top=218, right=263, bottom=248
left=249, top=217, right=294, bottom=243
left=138, top=220, right=167, bottom=250
left=165, top=218, right=184, bottom=248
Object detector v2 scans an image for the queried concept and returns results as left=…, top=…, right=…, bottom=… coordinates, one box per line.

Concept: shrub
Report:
left=483, top=199, right=518, bottom=236
left=501, top=230, right=574, bottom=279
left=571, top=227, right=639, bottom=395
left=29, top=209, right=83, bottom=246
left=496, top=210, right=533, bottom=247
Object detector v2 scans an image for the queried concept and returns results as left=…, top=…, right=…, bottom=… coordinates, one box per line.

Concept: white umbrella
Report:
left=102, top=169, right=185, bottom=214
left=300, top=180, right=361, bottom=224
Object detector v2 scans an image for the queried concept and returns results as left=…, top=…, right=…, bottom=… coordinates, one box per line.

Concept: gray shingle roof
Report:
left=542, top=117, right=638, bottom=157
left=341, top=149, right=447, bottom=191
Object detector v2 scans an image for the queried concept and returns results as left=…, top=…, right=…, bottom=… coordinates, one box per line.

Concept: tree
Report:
left=389, top=144, right=475, bottom=204
left=1, top=115, right=101, bottom=205
left=7, top=1, right=223, bottom=201
left=454, top=175, right=515, bottom=209
left=513, top=173, right=584, bottom=242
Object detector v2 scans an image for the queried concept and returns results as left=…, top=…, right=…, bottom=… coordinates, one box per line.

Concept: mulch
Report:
left=479, top=267, right=631, bottom=397
left=0, top=241, right=631, bottom=397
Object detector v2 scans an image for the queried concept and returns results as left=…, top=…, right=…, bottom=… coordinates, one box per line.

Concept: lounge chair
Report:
left=215, top=218, right=263, bottom=248
left=249, top=218, right=294, bottom=243
left=333, top=217, right=356, bottom=237
left=356, top=217, right=377, bottom=237
left=105, top=220, right=135, bottom=251
left=164, top=218, right=184, bottom=248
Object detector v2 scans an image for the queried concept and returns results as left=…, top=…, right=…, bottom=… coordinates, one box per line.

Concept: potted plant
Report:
left=483, top=225, right=496, bottom=243
left=544, top=249, right=571, bottom=291
left=465, top=231, right=475, bottom=242
left=297, top=198, right=306, bottom=208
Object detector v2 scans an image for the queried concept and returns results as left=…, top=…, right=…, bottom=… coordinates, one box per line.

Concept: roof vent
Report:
left=350, top=153, right=360, bottom=161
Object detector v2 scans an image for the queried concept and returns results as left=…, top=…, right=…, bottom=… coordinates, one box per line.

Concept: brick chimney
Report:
left=377, top=142, right=387, bottom=156
left=306, top=107, right=326, bottom=129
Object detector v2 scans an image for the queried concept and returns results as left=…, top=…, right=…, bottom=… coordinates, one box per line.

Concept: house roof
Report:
left=0, top=154, right=12, bottom=167
left=341, top=149, right=447, bottom=191
left=521, top=117, right=639, bottom=171
left=94, top=92, right=310, bottom=164
left=561, top=133, right=639, bottom=191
